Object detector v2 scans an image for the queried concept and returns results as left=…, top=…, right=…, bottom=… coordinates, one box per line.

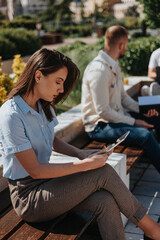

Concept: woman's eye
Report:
left=56, top=82, right=60, bottom=85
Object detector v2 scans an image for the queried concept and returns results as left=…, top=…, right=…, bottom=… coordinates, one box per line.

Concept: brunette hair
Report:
left=105, top=25, right=128, bottom=48
left=6, top=48, right=80, bottom=121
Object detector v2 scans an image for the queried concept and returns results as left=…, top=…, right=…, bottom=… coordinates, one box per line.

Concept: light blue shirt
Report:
left=0, top=95, right=58, bottom=180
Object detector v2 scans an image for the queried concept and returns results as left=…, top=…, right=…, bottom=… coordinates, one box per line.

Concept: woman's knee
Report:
left=90, top=190, right=118, bottom=214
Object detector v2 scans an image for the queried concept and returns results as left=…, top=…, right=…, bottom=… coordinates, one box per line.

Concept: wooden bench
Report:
left=41, top=33, right=63, bottom=45
left=70, top=131, right=144, bottom=175
left=0, top=133, right=144, bottom=240
left=1, top=77, right=153, bottom=240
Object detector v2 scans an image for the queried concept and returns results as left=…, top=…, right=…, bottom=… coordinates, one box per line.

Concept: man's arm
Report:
left=121, top=88, right=139, bottom=113
left=88, top=69, right=135, bottom=125
left=148, top=68, right=157, bottom=79
left=148, top=50, right=158, bottom=79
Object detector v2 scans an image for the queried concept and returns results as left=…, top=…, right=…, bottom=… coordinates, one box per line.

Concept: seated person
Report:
left=0, top=48, right=160, bottom=240
left=141, top=48, right=160, bottom=96
left=81, top=25, right=160, bottom=174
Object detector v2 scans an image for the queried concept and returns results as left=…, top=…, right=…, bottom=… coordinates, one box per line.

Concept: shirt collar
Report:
left=98, top=50, right=119, bottom=72
left=14, top=95, right=38, bottom=115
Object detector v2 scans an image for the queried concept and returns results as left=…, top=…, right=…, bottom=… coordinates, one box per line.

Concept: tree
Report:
left=0, top=11, right=5, bottom=20
left=39, top=0, right=74, bottom=23
left=136, top=0, right=160, bottom=28
left=80, top=1, right=85, bottom=20
left=125, top=5, right=139, bottom=18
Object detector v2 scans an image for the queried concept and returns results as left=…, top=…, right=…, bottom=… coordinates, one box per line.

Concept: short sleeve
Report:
left=0, top=112, right=32, bottom=155
left=148, top=51, right=158, bottom=69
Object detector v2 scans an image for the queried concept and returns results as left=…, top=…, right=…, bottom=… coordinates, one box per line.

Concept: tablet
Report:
left=106, top=131, right=130, bottom=153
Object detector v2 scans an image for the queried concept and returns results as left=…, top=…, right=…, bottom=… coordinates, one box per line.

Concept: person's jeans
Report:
left=88, top=112, right=160, bottom=173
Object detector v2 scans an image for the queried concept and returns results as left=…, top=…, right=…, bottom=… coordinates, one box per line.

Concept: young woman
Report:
left=0, top=48, right=159, bottom=240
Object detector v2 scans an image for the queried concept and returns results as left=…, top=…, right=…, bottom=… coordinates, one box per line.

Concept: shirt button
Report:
left=41, top=124, right=44, bottom=128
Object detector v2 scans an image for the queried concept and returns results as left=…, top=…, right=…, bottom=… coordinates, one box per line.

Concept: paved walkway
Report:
left=125, top=159, right=160, bottom=239
left=42, top=36, right=99, bottom=50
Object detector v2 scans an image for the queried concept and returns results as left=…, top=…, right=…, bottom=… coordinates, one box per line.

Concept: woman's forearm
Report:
left=53, top=136, right=82, bottom=158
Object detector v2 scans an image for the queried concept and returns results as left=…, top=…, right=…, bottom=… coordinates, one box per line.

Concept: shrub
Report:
left=12, top=54, right=26, bottom=84
left=57, top=40, right=102, bottom=110
left=0, top=28, right=42, bottom=60
left=122, top=16, right=141, bottom=29
left=48, top=25, right=93, bottom=37
left=119, top=36, right=160, bottom=75
left=131, top=31, right=150, bottom=39
left=0, top=57, right=13, bottom=105
left=0, top=37, right=17, bottom=60
left=0, top=19, right=36, bottom=29
left=57, top=36, right=160, bottom=112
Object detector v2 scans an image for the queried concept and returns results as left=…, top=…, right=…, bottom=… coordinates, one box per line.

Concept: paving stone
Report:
left=0, top=155, right=2, bottom=168
left=130, top=167, right=145, bottom=181
left=125, top=221, right=143, bottom=235
left=133, top=181, right=160, bottom=197
left=141, top=168, right=160, bottom=182
left=135, top=195, right=160, bottom=215
left=125, top=233, right=143, bottom=240
left=130, top=180, right=136, bottom=191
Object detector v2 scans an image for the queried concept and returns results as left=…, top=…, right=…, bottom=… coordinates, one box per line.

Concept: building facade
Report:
left=0, top=0, right=142, bottom=21
left=112, top=0, right=142, bottom=19
left=1, top=0, right=48, bottom=20
left=0, top=0, right=7, bottom=18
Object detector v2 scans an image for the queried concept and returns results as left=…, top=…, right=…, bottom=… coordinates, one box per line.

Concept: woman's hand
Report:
left=81, top=152, right=109, bottom=171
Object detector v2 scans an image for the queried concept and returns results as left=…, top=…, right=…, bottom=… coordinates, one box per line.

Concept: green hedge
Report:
left=0, top=28, right=42, bottom=60
left=58, top=36, right=160, bottom=78
left=48, top=25, right=93, bottom=37
left=119, top=36, right=160, bottom=75
left=56, top=36, right=160, bottom=111
left=0, top=19, right=36, bottom=30
left=57, top=40, right=102, bottom=111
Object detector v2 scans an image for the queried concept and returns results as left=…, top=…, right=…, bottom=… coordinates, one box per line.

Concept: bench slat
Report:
left=84, top=140, right=144, bottom=174
left=84, top=141, right=106, bottom=149
left=113, top=145, right=125, bottom=153
left=0, top=209, right=23, bottom=239
left=8, top=223, right=46, bottom=240
left=44, top=234, right=76, bottom=240
left=122, top=147, right=144, bottom=173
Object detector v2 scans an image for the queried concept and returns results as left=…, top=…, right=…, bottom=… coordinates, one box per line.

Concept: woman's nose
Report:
left=59, top=84, right=64, bottom=93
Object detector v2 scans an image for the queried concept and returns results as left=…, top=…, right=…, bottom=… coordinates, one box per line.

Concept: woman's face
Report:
left=35, top=67, right=68, bottom=102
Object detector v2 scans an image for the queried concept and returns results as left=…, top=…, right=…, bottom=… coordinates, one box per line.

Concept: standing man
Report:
left=81, top=25, right=160, bottom=173
left=141, top=48, right=160, bottom=96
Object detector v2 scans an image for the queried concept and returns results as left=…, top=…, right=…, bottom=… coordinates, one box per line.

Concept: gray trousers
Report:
left=8, top=164, right=147, bottom=240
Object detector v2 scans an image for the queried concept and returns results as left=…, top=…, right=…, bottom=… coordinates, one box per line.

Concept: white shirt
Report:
left=81, top=50, right=139, bottom=132
left=148, top=48, right=160, bottom=69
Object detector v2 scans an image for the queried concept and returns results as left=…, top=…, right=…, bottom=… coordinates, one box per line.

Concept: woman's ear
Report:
left=35, top=70, right=42, bottom=83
